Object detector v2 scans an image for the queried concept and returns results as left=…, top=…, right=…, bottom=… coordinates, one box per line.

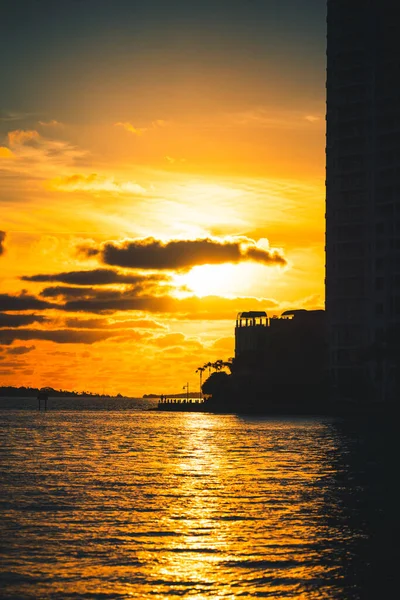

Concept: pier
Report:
left=37, top=388, right=49, bottom=411
left=157, top=397, right=208, bottom=412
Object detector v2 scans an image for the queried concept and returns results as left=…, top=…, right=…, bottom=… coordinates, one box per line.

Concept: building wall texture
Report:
left=326, top=0, right=400, bottom=401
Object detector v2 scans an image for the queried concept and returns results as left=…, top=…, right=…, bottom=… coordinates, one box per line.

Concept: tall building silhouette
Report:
left=326, top=0, right=400, bottom=402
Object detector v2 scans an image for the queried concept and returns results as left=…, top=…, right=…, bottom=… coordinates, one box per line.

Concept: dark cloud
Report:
left=63, top=292, right=172, bottom=314
left=38, top=275, right=172, bottom=300
left=0, top=293, right=57, bottom=311
left=65, top=317, right=166, bottom=330
left=40, top=286, right=98, bottom=299
left=59, top=288, right=279, bottom=318
left=34, top=285, right=171, bottom=313
left=22, top=268, right=168, bottom=286
left=0, top=329, right=119, bottom=345
left=64, top=317, right=122, bottom=329
left=80, top=236, right=286, bottom=270
left=0, top=361, right=30, bottom=368
left=245, top=246, right=287, bottom=264
left=40, top=287, right=160, bottom=308
left=1, top=285, right=279, bottom=322
left=82, top=247, right=99, bottom=258
left=0, top=231, right=6, bottom=256
left=7, top=345, right=36, bottom=355
left=0, top=313, right=48, bottom=327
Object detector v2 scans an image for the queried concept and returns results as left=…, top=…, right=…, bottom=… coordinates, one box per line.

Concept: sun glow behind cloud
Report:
left=174, top=263, right=282, bottom=298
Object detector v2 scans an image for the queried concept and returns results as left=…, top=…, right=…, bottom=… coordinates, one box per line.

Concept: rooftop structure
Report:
left=235, top=309, right=324, bottom=358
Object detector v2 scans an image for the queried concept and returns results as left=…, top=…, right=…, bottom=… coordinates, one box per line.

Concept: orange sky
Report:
left=0, top=1, right=326, bottom=396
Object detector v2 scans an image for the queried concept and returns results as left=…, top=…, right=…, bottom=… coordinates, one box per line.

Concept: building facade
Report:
left=326, top=0, right=400, bottom=401
left=235, top=311, right=269, bottom=357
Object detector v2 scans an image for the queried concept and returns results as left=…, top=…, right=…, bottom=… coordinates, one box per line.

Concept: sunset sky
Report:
left=0, top=0, right=326, bottom=396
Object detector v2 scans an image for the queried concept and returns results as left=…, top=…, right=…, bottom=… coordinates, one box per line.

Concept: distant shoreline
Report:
left=0, top=387, right=203, bottom=400
left=0, top=386, right=129, bottom=399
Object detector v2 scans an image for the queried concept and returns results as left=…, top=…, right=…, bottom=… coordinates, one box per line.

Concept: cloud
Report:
left=54, top=287, right=279, bottom=317
left=151, top=332, right=203, bottom=351
left=49, top=173, right=146, bottom=195
left=0, top=231, right=5, bottom=256
left=226, top=107, right=324, bottom=130
left=0, top=110, right=37, bottom=122
left=65, top=317, right=166, bottom=330
left=152, top=119, right=168, bottom=128
left=0, top=360, right=33, bottom=369
left=164, top=155, right=186, bottom=164
left=0, top=329, right=120, bottom=345
left=0, top=293, right=57, bottom=311
left=40, top=286, right=96, bottom=299
left=114, top=119, right=168, bottom=136
left=114, top=121, right=147, bottom=136
left=2, top=129, right=86, bottom=171
left=152, top=333, right=186, bottom=348
left=23, top=268, right=167, bottom=286
left=60, top=289, right=172, bottom=313
left=38, top=120, right=63, bottom=127
left=211, top=336, right=234, bottom=351
left=8, top=129, right=41, bottom=147
left=38, top=274, right=173, bottom=302
left=7, top=345, right=36, bottom=355
left=295, top=293, right=324, bottom=310
left=165, top=295, right=280, bottom=320
left=81, top=236, right=286, bottom=271
left=0, top=313, right=48, bottom=327
left=28, top=284, right=169, bottom=314
left=37, top=285, right=172, bottom=312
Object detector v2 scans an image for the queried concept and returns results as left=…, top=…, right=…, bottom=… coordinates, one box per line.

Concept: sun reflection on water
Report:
left=0, top=410, right=381, bottom=599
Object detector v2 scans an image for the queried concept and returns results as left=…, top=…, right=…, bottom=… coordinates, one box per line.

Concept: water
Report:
left=0, top=400, right=395, bottom=599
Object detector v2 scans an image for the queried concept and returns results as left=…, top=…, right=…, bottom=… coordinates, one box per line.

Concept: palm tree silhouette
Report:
left=212, top=359, right=224, bottom=371
left=203, top=361, right=213, bottom=376
left=195, top=366, right=206, bottom=399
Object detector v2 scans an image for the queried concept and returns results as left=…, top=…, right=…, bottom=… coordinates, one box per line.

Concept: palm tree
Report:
left=211, top=359, right=223, bottom=371
left=203, top=361, right=213, bottom=376
left=195, top=366, right=206, bottom=399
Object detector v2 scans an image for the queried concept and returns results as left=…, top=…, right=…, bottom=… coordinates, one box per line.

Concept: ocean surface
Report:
left=0, top=398, right=395, bottom=599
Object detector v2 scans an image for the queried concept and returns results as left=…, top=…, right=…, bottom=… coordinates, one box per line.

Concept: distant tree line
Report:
left=0, top=386, right=117, bottom=398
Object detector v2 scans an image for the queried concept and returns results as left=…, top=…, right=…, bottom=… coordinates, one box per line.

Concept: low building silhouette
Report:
left=235, top=309, right=326, bottom=380
left=205, top=309, right=327, bottom=414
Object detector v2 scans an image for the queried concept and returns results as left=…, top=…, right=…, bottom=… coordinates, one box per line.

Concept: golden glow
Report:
left=0, top=73, right=325, bottom=395
left=177, top=264, right=244, bottom=297
left=175, top=263, right=283, bottom=298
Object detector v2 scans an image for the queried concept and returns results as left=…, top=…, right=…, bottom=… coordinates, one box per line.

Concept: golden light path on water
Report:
left=0, top=406, right=383, bottom=599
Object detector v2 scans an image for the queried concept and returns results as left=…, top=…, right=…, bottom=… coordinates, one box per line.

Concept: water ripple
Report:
left=0, top=408, right=393, bottom=598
